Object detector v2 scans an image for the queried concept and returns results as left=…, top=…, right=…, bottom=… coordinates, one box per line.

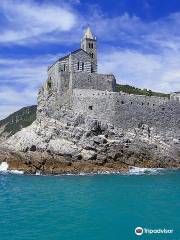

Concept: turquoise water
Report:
left=0, top=171, right=180, bottom=240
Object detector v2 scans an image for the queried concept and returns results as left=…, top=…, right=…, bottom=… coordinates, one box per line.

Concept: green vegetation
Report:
left=116, top=84, right=170, bottom=98
left=0, top=105, right=37, bottom=137
left=47, top=79, right=52, bottom=89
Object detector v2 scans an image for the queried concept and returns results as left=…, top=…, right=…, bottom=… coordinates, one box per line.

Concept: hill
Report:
left=116, top=84, right=170, bottom=98
left=0, top=105, right=37, bottom=140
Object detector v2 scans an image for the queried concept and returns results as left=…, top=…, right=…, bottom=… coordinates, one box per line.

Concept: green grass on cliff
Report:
left=0, top=105, right=37, bottom=137
left=116, top=84, right=170, bottom=98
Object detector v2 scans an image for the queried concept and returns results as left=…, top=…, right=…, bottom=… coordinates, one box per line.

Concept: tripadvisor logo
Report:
left=135, top=226, right=174, bottom=236
left=135, top=227, right=143, bottom=236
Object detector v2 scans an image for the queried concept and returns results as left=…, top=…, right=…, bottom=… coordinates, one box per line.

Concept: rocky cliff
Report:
left=0, top=85, right=179, bottom=175
left=1, top=103, right=179, bottom=174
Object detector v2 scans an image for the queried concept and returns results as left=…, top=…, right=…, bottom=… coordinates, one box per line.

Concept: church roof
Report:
left=48, top=49, right=90, bottom=70
left=58, top=48, right=90, bottom=62
left=83, top=27, right=94, bottom=39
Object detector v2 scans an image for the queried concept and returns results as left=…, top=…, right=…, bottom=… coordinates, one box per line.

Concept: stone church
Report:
left=46, top=27, right=116, bottom=95
left=38, top=27, right=178, bottom=131
left=48, top=27, right=97, bottom=74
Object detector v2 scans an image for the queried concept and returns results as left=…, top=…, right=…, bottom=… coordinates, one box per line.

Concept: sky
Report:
left=0, top=0, right=180, bottom=119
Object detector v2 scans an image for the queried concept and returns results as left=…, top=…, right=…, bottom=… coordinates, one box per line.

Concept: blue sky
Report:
left=0, top=0, right=180, bottom=119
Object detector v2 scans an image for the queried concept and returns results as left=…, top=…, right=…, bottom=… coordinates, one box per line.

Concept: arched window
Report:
left=82, top=62, right=84, bottom=71
left=64, top=64, right=66, bottom=71
left=91, top=43, right=93, bottom=48
left=77, top=62, right=80, bottom=70
left=89, top=43, right=91, bottom=48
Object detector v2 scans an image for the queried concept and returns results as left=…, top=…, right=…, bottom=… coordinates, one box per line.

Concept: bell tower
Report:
left=81, top=27, right=97, bottom=73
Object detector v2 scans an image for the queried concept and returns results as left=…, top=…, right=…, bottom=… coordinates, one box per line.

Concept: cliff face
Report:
left=0, top=85, right=179, bottom=175
left=1, top=102, right=179, bottom=174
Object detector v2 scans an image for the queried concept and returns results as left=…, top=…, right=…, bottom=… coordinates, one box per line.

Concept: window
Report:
left=91, top=53, right=94, bottom=58
left=64, top=64, right=66, bottom=71
left=88, top=106, right=93, bottom=110
left=89, top=43, right=93, bottom=48
left=82, top=62, right=84, bottom=71
left=91, top=64, right=93, bottom=73
left=77, top=62, right=80, bottom=70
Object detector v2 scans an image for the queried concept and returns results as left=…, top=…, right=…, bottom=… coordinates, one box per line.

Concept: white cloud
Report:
left=0, top=105, right=26, bottom=120
left=1, top=3, right=180, bottom=119
left=0, top=86, right=37, bottom=120
left=99, top=48, right=180, bottom=93
left=91, top=10, right=180, bottom=92
left=0, top=54, right=57, bottom=119
left=93, top=11, right=180, bottom=52
left=0, top=0, right=77, bottom=44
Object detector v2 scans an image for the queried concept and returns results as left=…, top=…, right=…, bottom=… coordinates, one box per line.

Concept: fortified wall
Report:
left=38, top=85, right=179, bottom=134
left=72, top=89, right=179, bottom=131
left=37, top=27, right=180, bottom=135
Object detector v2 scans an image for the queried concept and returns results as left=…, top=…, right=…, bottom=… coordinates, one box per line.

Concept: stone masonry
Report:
left=36, top=27, right=180, bottom=136
left=2, top=27, right=180, bottom=174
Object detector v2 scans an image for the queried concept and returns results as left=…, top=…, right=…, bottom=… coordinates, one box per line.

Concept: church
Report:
left=46, top=27, right=116, bottom=95
left=48, top=27, right=97, bottom=74
left=38, top=27, right=177, bottom=132
left=50, top=27, right=97, bottom=73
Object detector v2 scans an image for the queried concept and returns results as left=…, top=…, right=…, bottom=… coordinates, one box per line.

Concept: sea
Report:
left=0, top=162, right=180, bottom=240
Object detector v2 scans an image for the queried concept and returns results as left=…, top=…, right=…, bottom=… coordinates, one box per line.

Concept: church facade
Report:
left=48, top=27, right=97, bottom=74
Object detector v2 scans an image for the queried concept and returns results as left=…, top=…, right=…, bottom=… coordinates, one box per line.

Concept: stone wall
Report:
left=72, top=89, right=179, bottom=131
left=47, top=65, right=116, bottom=94
left=71, top=50, right=92, bottom=73
left=71, top=72, right=116, bottom=92
left=47, top=62, right=60, bottom=88
left=170, top=92, right=180, bottom=101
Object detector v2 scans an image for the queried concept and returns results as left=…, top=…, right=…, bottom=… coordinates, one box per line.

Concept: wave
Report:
left=0, top=162, right=174, bottom=176
left=128, top=166, right=164, bottom=175
left=0, top=162, right=24, bottom=175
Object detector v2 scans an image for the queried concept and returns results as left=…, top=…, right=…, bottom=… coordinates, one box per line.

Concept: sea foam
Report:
left=0, top=162, right=24, bottom=175
left=128, top=166, right=163, bottom=175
